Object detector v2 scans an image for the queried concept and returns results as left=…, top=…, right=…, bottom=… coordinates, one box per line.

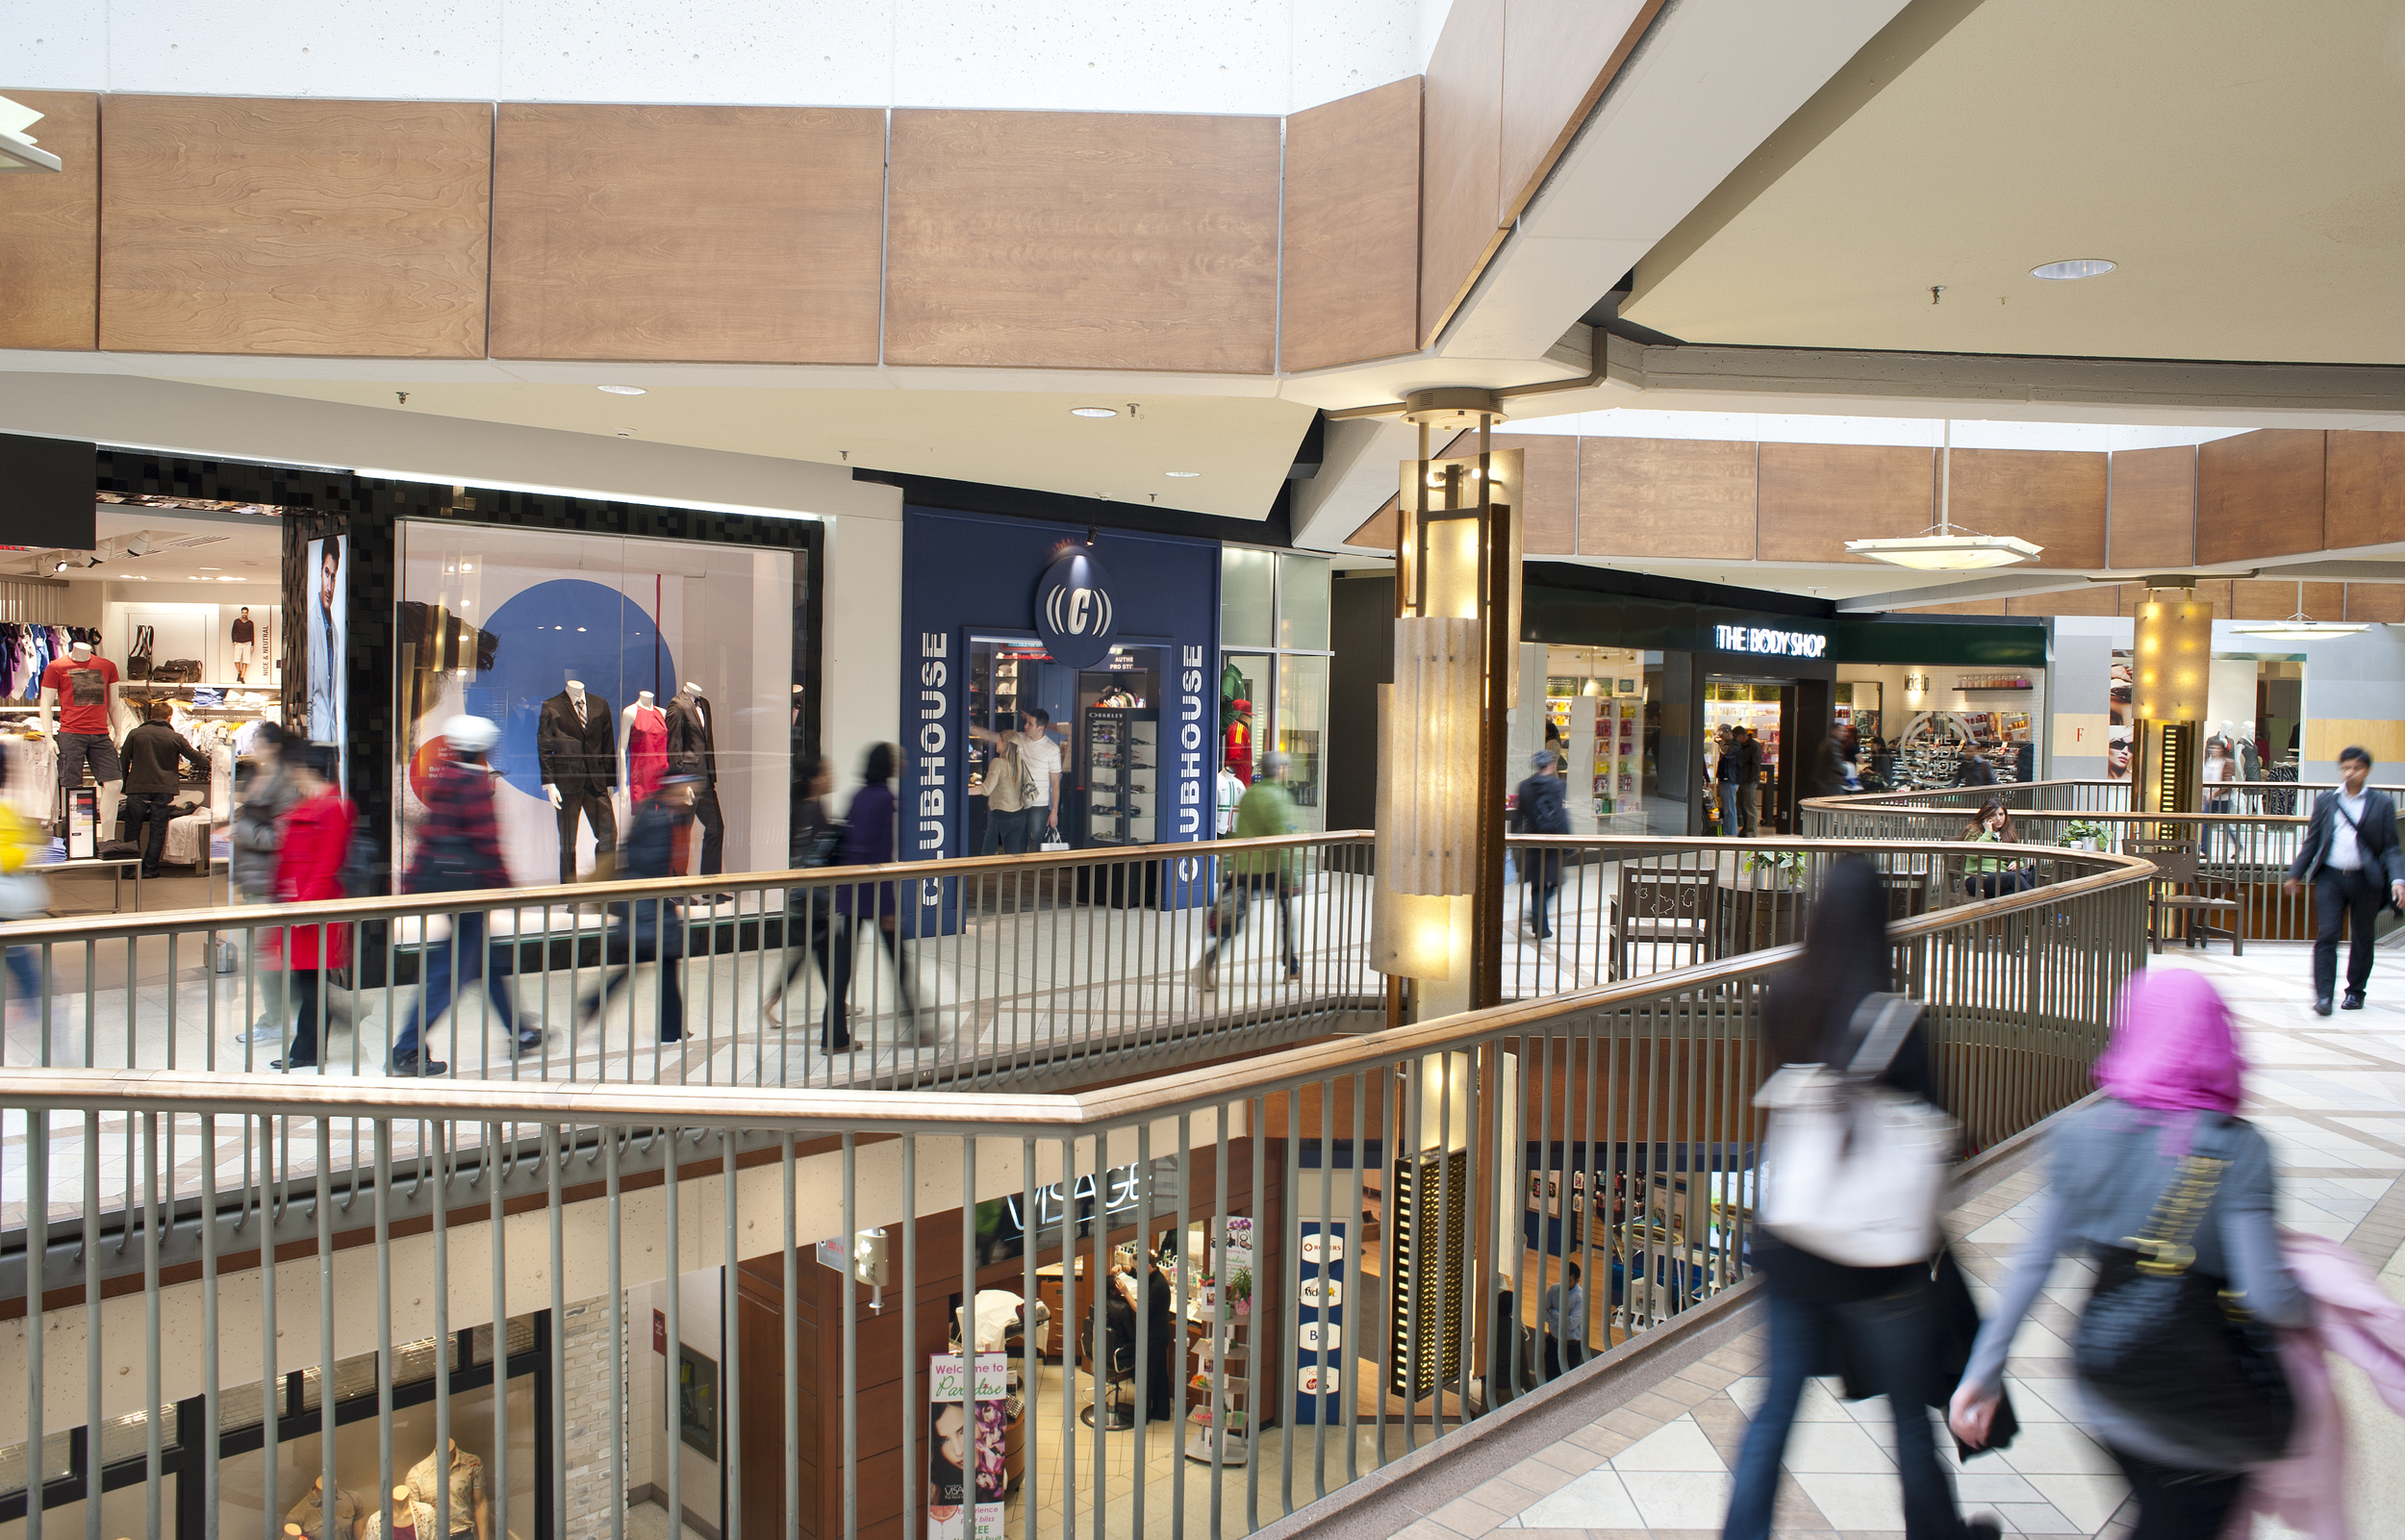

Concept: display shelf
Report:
left=1083, top=707, right=1158, bottom=847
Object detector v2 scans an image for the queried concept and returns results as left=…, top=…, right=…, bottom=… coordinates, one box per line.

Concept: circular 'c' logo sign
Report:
left=1033, top=546, right=1118, bottom=668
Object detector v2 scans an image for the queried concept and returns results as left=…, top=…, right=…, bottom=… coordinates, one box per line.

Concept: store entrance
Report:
left=966, top=638, right=1169, bottom=855
left=1703, top=678, right=1799, bottom=837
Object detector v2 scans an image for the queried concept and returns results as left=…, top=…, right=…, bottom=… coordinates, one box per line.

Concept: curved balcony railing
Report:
left=0, top=842, right=2152, bottom=1540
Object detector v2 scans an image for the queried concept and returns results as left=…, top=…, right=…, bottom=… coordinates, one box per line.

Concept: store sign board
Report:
left=1712, top=623, right=1827, bottom=659
left=1296, top=1221, right=1346, bottom=1424
left=1032, top=545, right=1118, bottom=669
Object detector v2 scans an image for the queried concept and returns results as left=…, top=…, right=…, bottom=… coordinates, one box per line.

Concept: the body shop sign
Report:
left=1713, top=623, right=1827, bottom=660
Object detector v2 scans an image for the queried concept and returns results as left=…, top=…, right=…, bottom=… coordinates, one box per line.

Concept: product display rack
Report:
left=1082, top=706, right=1158, bottom=846
left=966, top=647, right=1039, bottom=795
left=1186, top=1216, right=1254, bottom=1465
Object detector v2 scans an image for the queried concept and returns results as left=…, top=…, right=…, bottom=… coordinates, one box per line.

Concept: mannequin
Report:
left=230, top=605, right=256, bottom=683
left=364, top=1482, right=438, bottom=1540
left=665, top=680, right=724, bottom=877
left=538, top=674, right=618, bottom=883
left=282, top=1475, right=360, bottom=1539
left=2240, top=720, right=2263, bottom=780
left=619, top=689, right=670, bottom=805
left=407, top=1434, right=492, bottom=1540
left=38, top=639, right=123, bottom=840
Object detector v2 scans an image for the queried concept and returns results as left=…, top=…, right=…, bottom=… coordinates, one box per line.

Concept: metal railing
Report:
left=0, top=844, right=2154, bottom=1540
left=1804, top=779, right=2405, bottom=943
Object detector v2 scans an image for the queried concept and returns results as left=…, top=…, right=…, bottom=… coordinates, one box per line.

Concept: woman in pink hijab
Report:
left=1948, top=969, right=2307, bottom=1539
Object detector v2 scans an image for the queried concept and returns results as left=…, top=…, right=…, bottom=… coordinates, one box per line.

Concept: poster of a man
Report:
left=305, top=536, right=347, bottom=785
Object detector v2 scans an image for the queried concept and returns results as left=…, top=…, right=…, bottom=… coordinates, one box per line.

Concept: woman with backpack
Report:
left=1950, top=969, right=2306, bottom=1537
left=1724, top=857, right=1995, bottom=1540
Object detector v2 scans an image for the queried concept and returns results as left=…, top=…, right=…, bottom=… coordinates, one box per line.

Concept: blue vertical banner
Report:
left=1296, top=1221, right=1347, bottom=1424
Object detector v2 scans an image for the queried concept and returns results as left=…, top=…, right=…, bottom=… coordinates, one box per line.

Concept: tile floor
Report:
left=1398, top=941, right=2400, bottom=1539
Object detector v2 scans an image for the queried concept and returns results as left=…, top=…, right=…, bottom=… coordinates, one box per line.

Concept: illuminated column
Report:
left=2131, top=579, right=2213, bottom=822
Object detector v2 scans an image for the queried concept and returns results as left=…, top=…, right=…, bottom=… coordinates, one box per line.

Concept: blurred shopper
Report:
left=1802, top=732, right=1851, bottom=802
left=2284, top=745, right=2404, bottom=1015
left=763, top=754, right=841, bottom=1031
left=1958, top=797, right=2034, bottom=898
left=2202, top=737, right=2237, bottom=857
left=120, top=699, right=206, bottom=880
left=1955, top=748, right=1998, bottom=789
left=1725, top=857, right=1993, bottom=1540
left=230, top=721, right=298, bottom=1044
left=391, top=716, right=539, bottom=1076
left=1542, top=1260, right=1585, bottom=1379
left=1191, top=749, right=1301, bottom=991
left=824, top=743, right=917, bottom=1052
left=1711, top=726, right=1738, bottom=833
left=0, top=804, right=52, bottom=1013
left=1736, top=726, right=1763, bottom=835
left=267, top=745, right=354, bottom=1072
left=578, top=773, right=700, bottom=1046
left=1951, top=970, right=2306, bottom=1538
left=1510, top=749, right=1569, bottom=939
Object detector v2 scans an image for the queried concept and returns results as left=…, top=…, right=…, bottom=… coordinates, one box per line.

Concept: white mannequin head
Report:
left=684, top=680, right=703, bottom=695
left=67, top=641, right=91, bottom=660
left=564, top=674, right=585, bottom=697
left=636, top=689, right=653, bottom=705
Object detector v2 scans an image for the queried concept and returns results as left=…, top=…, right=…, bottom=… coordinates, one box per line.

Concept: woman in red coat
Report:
left=270, top=745, right=355, bottom=1072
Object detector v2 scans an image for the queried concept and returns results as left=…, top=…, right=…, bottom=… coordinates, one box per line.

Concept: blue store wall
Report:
left=898, top=507, right=1221, bottom=924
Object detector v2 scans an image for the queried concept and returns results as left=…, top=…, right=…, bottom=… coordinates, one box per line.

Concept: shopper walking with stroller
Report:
left=1950, top=969, right=2306, bottom=1537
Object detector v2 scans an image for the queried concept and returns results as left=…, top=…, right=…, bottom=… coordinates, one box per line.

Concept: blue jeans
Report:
left=1723, top=1281, right=1965, bottom=1540
left=392, top=912, right=517, bottom=1063
left=5, top=947, right=38, bottom=1003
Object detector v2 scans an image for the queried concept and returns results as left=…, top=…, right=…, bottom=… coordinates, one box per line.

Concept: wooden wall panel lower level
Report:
left=1946, top=448, right=2106, bottom=570
left=1579, top=438, right=1756, bottom=561
left=0, top=89, right=99, bottom=350
left=2326, top=430, right=2405, bottom=549
left=2197, top=430, right=2327, bottom=566
left=2107, top=444, right=2194, bottom=568
left=490, top=104, right=884, bottom=364
left=1755, top=442, right=1930, bottom=564
left=99, top=94, right=492, bottom=357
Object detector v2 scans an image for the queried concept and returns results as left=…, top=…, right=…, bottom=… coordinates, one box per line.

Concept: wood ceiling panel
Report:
left=0, top=90, right=99, bottom=350
left=2325, top=430, right=2405, bottom=549
left=883, top=110, right=1279, bottom=374
left=1756, top=442, right=1930, bottom=564
left=2233, top=579, right=2301, bottom=619
left=2106, top=444, right=2194, bottom=569
left=1578, top=437, right=1755, bottom=561
left=1498, top=0, right=1658, bottom=224
left=100, top=95, right=491, bottom=357
left=2197, top=430, right=2327, bottom=567
left=490, top=105, right=883, bottom=365
left=1946, top=448, right=2106, bottom=569
left=2345, top=584, right=2405, bottom=623
left=1418, top=0, right=1505, bottom=346
left=1282, top=79, right=1420, bottom=374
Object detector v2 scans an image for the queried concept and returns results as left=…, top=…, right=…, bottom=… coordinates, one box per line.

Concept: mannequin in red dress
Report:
left=619, top=691, right=671, bottom=803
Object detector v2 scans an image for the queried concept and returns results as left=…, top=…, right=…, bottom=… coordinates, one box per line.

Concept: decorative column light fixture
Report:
left=1845, top=420, right=2041, bottom=570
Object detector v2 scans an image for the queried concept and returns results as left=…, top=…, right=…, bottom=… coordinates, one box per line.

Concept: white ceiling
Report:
left=17, top=506, right=288, bottom=586
left=1623, top=0, right=2405, bottom=365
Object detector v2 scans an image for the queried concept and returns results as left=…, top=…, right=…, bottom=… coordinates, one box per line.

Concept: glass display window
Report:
left=1216, top=548, right=1332, bottom=834
left=395, top=521, right=799, bottom=886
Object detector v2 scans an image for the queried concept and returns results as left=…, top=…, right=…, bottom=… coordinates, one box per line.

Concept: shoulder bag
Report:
left=2071, top=1122, right=2296, bottom=1467
left=1754, top=993, right=1958, bottom=1268
left=986, top=739, right=1036, bottom=815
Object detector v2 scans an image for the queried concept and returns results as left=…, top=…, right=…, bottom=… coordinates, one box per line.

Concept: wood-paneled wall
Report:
left=2327, top=429, right=2405, bottom=548
left=1578, top=437, right=1756, bottom=561
left=884, top=110, right=1281, bottom=373
left=1417, top=0, right=1506, bottom=349
left=489, top=105, right=884, bottom=365
left=99, top=95, right=492, bottom=358
left=1755, top=443, right=1931, bottom=564
left=2106, top=444, right=2195, bottom=568
left=1947, top=448, right=2107, bottom=569
left=2198, top=430, right=2327, bottom=566
left=1282, top=79, right=1421, bottom=373
left=0, top=89, right=99, bottom=351
left=1497, top=0, right=1659, bottom=224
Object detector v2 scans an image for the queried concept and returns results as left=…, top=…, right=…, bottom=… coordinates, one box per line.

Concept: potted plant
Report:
left=1742, top=849, right=1807, bottom=890
left=1228, top=1266, right=1253, bottom=1319
left=2059, top=820, right=2109, bottom=853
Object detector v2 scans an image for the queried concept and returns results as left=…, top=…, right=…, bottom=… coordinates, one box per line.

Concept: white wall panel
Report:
left=9, top=0, right=1445, bottom=114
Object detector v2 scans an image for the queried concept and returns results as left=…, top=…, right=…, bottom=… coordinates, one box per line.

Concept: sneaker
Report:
left=236, top=1019, right=286, bottom=1044
left=2343, top=992, right=2367, bottom=1011
left=1191, top=964, right=1216, bottom=994
left=513, top=1027, right=546, bottom=1056
left=267, top=1058, right=318, bottom=1073
left=388, top=1052, right=449, bottom=1077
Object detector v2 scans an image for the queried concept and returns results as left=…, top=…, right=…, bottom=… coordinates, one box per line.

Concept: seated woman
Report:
left=1959, top=797, right=2036, bottom=897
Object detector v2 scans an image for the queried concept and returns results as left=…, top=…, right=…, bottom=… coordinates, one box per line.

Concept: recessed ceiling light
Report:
left=199, top=566, right=219, bottom=570
left=598, top=385, right=646, bottom=396
left=1071, top=407, right=1118, bottom=418
left=2030, top=258, right=2116, bottom=281
left=1165, top=470, right=1201, bottom=478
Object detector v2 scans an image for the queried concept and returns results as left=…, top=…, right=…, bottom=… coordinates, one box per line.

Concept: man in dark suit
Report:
left=2285, top=745, right=2405, bottom=1015
left=537, top=683, right=617, bottom=883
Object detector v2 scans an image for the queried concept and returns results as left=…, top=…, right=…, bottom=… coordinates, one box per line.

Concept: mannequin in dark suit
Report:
left=538, top=680, right=618, bottom=882
left=666, top=683, right=723, bottom=876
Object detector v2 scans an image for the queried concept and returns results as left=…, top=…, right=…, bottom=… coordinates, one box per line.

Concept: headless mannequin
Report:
left=405, top=1434, right=492, bottom=1540
left=618, top=689, right=669, bottom=808
left=539, top=674, right=619, bottom=882
left=543, top=679, right=588, bottom=811
left=39, top=640, right=123, bottom=837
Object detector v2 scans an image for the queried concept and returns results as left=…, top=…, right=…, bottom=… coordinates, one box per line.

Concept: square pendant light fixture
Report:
left=2232, top=582, right=2368, bottom=640
left=1846, top=419, right=2040, bottom=570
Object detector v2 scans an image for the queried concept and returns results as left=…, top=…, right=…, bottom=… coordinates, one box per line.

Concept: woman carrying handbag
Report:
left=1951, top=969, right=2307, bottom=1537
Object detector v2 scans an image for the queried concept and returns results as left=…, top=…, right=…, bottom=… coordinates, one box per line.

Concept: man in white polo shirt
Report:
left=2286, top=745, right=2405, bottom=1015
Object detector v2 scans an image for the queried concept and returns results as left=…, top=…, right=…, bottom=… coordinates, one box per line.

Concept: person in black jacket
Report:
left=764, top=754, right=840, bottom=1028
left=120, top=700, right=207, bottom=878
left=1511, top=749, right=1571, bottom=939
left=2283, top=745, right=2405, bottom=1014
left=1723, top=857, right=1997, bottom=1540
left=578, top=774, right=698, bottom=1043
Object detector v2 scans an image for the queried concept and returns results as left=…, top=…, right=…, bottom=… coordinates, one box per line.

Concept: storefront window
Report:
left=395, top=521, right=798, bottom=885
left=1217, top=549, right=1332, bottom=833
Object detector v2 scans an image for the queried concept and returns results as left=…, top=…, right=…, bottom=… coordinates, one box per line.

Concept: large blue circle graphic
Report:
left=461, top=579, right=677, bottom=801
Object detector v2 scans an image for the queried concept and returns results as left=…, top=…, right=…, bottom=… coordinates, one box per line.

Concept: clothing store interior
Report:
left=0, top=492, right=288, bottom=915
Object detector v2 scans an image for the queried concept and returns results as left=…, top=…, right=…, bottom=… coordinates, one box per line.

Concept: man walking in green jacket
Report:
left=1192, top=751, right=1300, bottom=991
